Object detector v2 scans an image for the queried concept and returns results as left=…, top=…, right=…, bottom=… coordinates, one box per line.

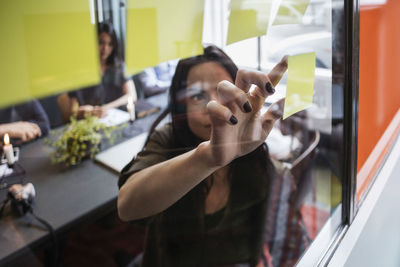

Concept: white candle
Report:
left=127, top=96, right=135, bottom=122
left=3, top=133, right=15, bottom=165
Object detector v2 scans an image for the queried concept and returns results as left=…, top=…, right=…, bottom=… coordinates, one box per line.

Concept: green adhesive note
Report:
left=227, top=0, right=273, bottom=45
left=0, top=0, right=100, bottom=108
left=273, top=0, right=311, bottom=25
left=126, top=0, right=204, bottom=75
left=283, top=52, right=316, bottom=120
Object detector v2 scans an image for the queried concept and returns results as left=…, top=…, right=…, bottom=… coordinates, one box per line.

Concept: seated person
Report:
left=58, top=22, right=136, bottom=122
left=118, top=45, right=289, bottom=266
left=0, top=100, right=50, bottom=143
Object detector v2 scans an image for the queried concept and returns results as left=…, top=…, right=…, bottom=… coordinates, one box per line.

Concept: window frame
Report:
left=296, top=0, right=360, bottom=265
left=342, top=0, right=360, bottom=226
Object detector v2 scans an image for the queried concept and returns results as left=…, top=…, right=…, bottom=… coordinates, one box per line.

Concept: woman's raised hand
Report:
left=206, top=56, right=288, bottom=167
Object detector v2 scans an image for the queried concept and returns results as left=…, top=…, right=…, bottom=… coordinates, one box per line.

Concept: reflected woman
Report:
left=118, top=46, right=289, bottom=266
left=58, top=22, right=136, bottom=121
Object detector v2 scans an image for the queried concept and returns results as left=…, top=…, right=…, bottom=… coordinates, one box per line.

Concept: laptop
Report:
left=94, top=132, right=148, bottom=173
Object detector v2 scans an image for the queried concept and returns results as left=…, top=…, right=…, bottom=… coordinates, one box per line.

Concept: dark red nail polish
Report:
left=229, top=115, right=238, bottom=125
left=265, top=82, right=275, bottom=94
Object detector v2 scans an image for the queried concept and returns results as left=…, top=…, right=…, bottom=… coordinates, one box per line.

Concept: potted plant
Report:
left=45, top=115, right=119, bottom=166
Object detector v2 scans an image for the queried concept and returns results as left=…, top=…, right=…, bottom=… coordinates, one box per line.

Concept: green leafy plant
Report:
left=45, top=115, right=120, bottom=166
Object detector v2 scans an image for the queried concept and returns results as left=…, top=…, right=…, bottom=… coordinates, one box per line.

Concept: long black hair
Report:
left=98, top=22, right=121, bottom=67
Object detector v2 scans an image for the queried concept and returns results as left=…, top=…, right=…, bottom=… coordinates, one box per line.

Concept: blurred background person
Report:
left=58, top=22, right=136, bottom=122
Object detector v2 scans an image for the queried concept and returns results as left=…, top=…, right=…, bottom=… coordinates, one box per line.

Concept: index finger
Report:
left=268, top=55, right=288, bottom=86
left=235, top=55, right=288, bottom=95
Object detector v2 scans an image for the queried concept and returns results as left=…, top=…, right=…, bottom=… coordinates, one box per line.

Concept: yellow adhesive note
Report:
left=126, top=0, right=204, bottom=75
left=283, top=52, right=316, bottom=120
left=273, top=0, right=311, bottom=25
left=0, top=0, right=100, bottom=108
left=227, top=0, right=273, bottom=45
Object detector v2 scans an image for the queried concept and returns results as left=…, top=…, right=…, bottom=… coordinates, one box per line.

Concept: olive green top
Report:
left=119, top=123, right=271, bottom=267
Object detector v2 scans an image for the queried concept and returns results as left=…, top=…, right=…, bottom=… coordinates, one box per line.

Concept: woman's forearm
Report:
left=118, top=141, right=220, bottom=221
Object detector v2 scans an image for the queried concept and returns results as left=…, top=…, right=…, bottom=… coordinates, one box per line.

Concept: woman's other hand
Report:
left=0, top=121, right=42, bottom=142
left=92, top=106, right=107, bottom=118
left=77, top=105, right=107, bottom=118
left=207, top=57, right=288, bottom=167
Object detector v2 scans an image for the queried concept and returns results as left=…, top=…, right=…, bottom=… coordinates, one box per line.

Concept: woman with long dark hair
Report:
left=58, top=22, right=136, bottom=121
left=118, top=45, right=287, bottom=266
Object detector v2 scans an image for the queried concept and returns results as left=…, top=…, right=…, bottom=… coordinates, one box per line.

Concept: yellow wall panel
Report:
left=0, top=0, right=100, bottom=108
left=126, top=0, right=204, bottom=74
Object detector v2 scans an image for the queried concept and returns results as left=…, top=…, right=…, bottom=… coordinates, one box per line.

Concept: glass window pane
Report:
left=1, top=0, right=349, bottom=266
left=225, top=0, right=345, bottom=264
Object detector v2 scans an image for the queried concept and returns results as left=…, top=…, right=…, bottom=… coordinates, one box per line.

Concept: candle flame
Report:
left=4, top=133, right=10, bottom=145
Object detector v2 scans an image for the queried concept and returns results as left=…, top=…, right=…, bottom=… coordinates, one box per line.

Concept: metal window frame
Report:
left=342, top=0, right=360, bottom=226
left=319, top=0, right=360, bottom=264
left=298, top=0, right=360, bottom=264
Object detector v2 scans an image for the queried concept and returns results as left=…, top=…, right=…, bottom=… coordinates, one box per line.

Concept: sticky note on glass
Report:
left=126, top=0, right=204, bottom=74
left=0, top=0, right=100, bottom=108
left=273, top=0, right=311, bottom=25
left=283, top=52, right=316, bottom=120
left=227, top=0, right=273, bottom=45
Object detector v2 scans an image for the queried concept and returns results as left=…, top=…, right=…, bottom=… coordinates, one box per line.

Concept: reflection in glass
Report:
left=260, top=0, right=344, bottom=264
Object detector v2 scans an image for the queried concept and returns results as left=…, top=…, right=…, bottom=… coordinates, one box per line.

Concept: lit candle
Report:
left=3, top=134, right=15, bottom=165
left=127, top=96, right=135, bottom=122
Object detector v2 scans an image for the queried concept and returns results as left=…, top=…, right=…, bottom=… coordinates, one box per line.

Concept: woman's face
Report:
left=185, top=62, right=233, bottom=141
left=98, top=32, right=113, bottom=62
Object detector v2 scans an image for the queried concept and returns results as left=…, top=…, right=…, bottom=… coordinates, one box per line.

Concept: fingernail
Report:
left=243, top=101, right=252, bottom=113
left=229, top=115, right=238, bottom=125
left=280, top=55, right=289, bottom=67
left=265, top=82, right=275, bottom=94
